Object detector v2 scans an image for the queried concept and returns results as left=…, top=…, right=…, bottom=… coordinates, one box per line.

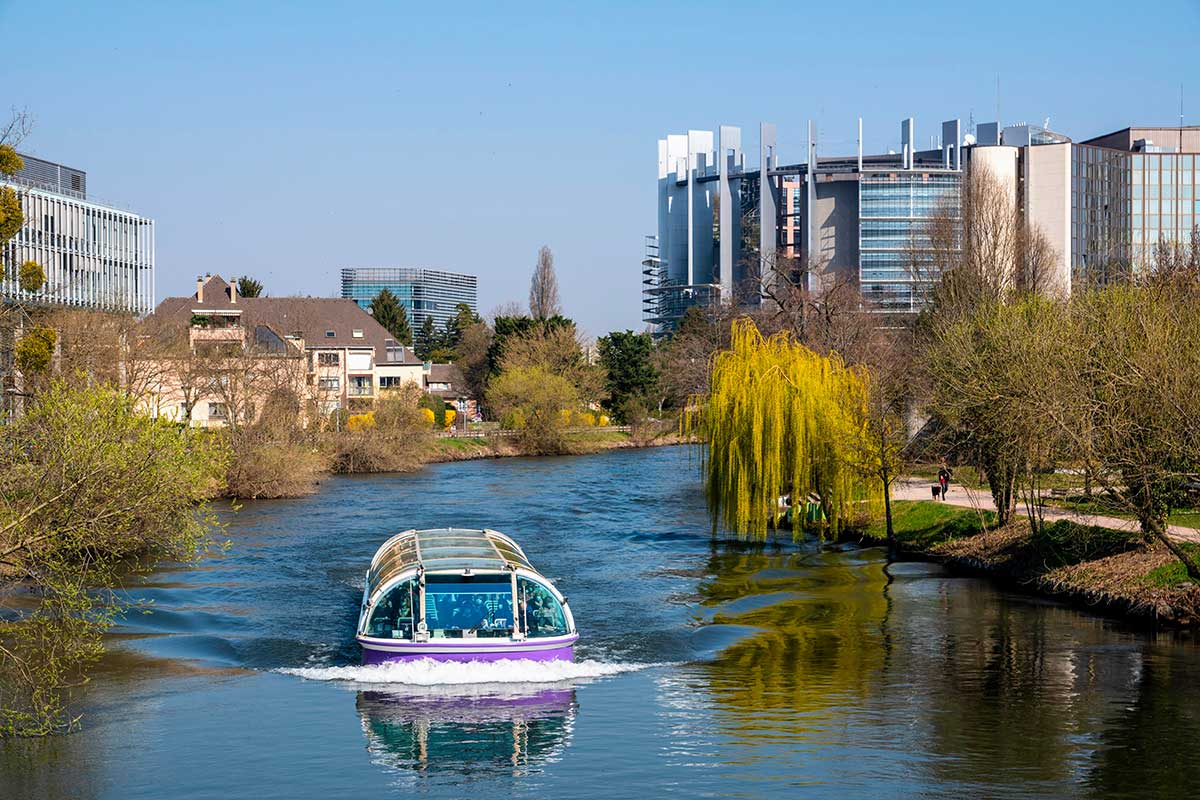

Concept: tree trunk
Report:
left=1145, top=518, right=1200, bottom=582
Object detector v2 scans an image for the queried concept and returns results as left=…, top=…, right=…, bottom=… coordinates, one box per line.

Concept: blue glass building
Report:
left=340, top=267, right=477, bottom=332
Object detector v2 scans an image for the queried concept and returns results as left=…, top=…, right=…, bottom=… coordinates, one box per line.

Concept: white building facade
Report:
left=2, top=153, right=155, bottom=315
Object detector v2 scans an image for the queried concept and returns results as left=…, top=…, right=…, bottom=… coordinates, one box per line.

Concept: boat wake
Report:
left=278, top=657, right=656, bottom=689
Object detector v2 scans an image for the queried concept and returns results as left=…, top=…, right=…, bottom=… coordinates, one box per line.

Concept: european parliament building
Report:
left=2, top=152, right=155, bottom=315
left=644, top=116, right=1200, bottom=335
left=340, top=267, right=478, bottom=332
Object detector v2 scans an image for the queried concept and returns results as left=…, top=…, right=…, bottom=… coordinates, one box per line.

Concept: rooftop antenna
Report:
left=996, top=75, right=1001, bottom=130
left=1182, top=83, right=1186, bottom=154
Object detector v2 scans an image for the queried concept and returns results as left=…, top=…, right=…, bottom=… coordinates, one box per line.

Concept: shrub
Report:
left=1, top=382, right=227, bottom=735
left=347, top=412, right=376, bottom=432
left=18, top=260, right=45, bottom=292
left=486, top=365, right=580, bottom=455
left=331, top=389, right=432, bottom=473
left=15, top=325, right=56, bottom=374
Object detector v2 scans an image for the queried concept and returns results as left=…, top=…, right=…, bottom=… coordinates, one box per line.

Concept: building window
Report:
left=317, top=352, right=340, bottom=366
left=208, top=402, right=228, bottom=420
left=379, top=376, right=410, bottom=389
left=325, top=330, right=336, bottom=338
left=318, top=377, right=340, bottom=391
left=352, top=328, right=363, bottom=338
left=349, top=376, right=373, bottom=397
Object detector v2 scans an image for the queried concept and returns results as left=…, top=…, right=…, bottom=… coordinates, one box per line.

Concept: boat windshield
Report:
left=425, top=577, right=514, bottom=638
left=516, top=577, right=569, bottom=638
left=366, top=579, right=417, bottom=640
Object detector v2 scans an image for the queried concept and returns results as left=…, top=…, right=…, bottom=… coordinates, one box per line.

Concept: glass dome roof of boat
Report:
left=366, top=528, right=536, bottom=597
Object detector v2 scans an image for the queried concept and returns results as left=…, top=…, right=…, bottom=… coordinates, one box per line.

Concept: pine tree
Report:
left=236, top=276, right=264, bottom=297
left=370, top=289, right=412, bottom=346
left=415, top=315, right=437, bottom=361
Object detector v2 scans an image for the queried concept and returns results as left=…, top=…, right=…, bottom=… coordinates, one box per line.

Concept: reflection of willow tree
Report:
left=699, top=545, right=890, bottom=731
left=355, top=689, right=577, bottom=778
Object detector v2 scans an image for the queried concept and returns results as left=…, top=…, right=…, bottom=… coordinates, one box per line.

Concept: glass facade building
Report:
left=859, top=173, right=960, bottom=312
left=340, top=267, right=478, bottom=332
left=1129, top=152, right=1198, bottom=269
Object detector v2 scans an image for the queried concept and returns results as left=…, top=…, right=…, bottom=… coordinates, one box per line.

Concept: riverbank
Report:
left=425, top=429, right=689, bottom=463
left=858, top=501, right=1200, bottom=628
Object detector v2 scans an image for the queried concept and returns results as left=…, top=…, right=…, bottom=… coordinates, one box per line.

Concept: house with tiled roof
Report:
left=148, top=274, right=425, bottom=426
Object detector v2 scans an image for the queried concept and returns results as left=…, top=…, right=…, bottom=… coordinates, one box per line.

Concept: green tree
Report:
left=686, top=318, right=879, bottom=540
left=415, top=315, right=437, bottom=361
left=369, top=289, right=412, bottom=346
left=486, top=365, right=579, bottom=455
left=236, top=276, right=264, bottom=297
left=1, top=382, right=228, bottom=735
left=443, top=302, right=481, bottom=351
left=597, top=330, right=659, bottom=421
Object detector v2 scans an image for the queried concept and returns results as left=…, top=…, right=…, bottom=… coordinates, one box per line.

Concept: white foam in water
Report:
left=279, top=657, right=654, bottom=687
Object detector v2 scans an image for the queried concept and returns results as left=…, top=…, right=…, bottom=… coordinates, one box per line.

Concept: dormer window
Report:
left=325, top=330, right=335, bottom=338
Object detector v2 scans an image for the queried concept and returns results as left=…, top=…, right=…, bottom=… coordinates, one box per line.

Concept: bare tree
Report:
left=528, top=245, right=561, bottom=320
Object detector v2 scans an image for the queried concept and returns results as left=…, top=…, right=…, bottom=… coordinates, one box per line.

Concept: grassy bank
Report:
left=426, top=429, right=686, bottom=463
left=857, top=500, right=1200, bottom=627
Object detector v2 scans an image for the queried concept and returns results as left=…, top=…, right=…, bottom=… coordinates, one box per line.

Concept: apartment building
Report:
left=149, top=274, right=424, bottom=427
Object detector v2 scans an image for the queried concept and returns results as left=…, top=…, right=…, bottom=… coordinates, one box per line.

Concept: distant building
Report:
left=340, top=267, right=477, bottom=333
left=150, top=274, right=424, bottom=426
left=645, top=118, right=964, bottom=332
left=2, top=151, right=155, bottom=314
left=644, top=117, right=1200, bottom=333
left=423, top=362, right=477, bottom=425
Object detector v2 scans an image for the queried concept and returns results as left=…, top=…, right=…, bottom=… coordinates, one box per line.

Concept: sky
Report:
left=2, top=0, right=1198, bottom=337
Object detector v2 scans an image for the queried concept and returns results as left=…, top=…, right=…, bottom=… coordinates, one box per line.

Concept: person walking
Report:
left=938, top=465, right=952, bottom=500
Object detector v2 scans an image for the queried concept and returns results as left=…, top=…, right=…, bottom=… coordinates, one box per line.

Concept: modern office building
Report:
left=645, top=118, right=966, bottom=333
left=340, top=267, right=477, bottom=333
left=2, top=152, right=155, bottom=314
left=644, top=118, right=1200, bottom=333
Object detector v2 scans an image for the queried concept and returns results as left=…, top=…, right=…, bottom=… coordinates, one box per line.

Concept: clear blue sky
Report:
left=3, top=0, right=1198, bottom=335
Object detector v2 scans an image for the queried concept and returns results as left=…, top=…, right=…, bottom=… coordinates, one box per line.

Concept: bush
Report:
left=487, top=365, right=580, bottom=455
left=225, top=434, right=327, bottom=499
left=15, top=325, right=56, bottom=374
left=1, top=382, right=227, bottom=735
left=347, top=412, right=376, bottom=432
left=331, top=389, right=432, bottom=473
left=18, top=260, right=45, bottom=292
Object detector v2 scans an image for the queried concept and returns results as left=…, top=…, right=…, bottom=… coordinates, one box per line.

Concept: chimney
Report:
left=196, top=275, right=204, bottom=302
left=230, top=276, right=238, bottom=304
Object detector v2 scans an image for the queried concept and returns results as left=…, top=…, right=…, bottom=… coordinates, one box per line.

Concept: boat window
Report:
left=367, top=579, right=416, bottom=639
left=516, top=578, right=568, bottom=638
left=424, top=577, right=514, bottom=637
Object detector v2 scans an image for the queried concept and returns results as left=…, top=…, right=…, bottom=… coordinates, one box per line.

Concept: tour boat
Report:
left=356, top=528, right=578, bottom=664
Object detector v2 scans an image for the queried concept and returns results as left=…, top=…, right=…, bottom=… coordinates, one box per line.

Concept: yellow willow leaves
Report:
left=686, top=318, right=879, bottom=541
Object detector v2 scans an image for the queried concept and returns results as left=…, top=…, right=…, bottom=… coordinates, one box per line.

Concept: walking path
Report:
left=893, top=478, right=1200, bottom=545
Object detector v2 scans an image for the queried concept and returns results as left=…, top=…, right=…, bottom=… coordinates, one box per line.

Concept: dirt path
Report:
left=893, top=478, right=1200, bottom=545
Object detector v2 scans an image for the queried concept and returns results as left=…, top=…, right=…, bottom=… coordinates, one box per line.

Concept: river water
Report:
left=3, top=445, right=1199, bottom=799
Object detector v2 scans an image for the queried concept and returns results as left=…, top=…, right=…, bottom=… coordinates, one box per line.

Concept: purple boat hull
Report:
left=358, top=634, right=578, bottom=664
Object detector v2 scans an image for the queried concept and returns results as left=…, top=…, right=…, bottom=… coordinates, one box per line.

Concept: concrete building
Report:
left=150, top=274, right=424, bottom=426
left=644, top=117, right=965, bottom=333
left=2, top=152, right=155, bottom=314
left=340, top=267, right=477, bottom=333
left=644, top=118, right=1200, bottom=333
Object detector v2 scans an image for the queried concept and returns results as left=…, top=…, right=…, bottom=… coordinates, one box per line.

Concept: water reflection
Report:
left=355, top=685, right=577, bottom=779
left=686, top=539, right=1200, bottom=798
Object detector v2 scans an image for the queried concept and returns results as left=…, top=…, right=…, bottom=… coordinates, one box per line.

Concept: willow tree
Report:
left=688, top=318, right=878, bottom=540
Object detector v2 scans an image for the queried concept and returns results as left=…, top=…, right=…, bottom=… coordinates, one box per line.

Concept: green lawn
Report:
left=1142, top=542, right=1200, bottom=587
left=864, top=500, right=997, bottom=548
